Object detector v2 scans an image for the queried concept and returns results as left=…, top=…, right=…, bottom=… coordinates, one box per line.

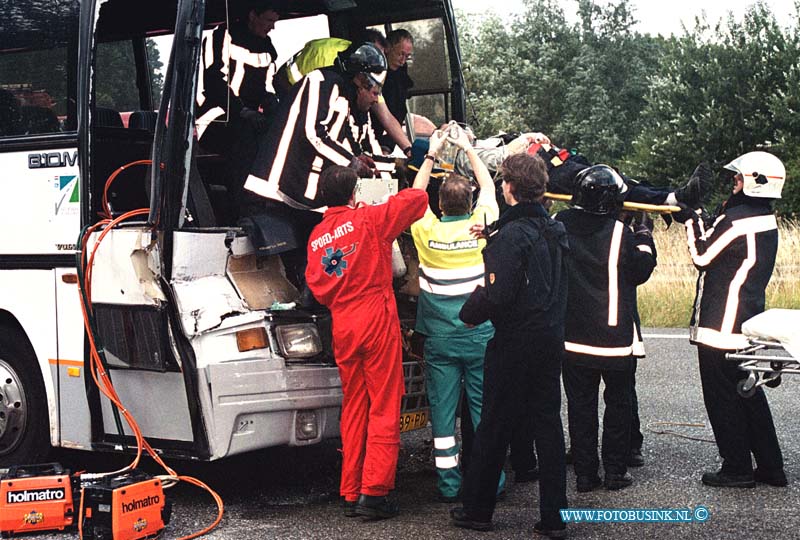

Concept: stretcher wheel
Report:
left=770, top=361, right=784, bottom=372
left=765, top=375, right=782, bottom=388
left=737, top=378, right=757, bottom=398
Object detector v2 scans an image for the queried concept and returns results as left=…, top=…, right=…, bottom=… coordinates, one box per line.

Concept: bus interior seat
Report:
left=95, top=106, right=124, bottom=128
left=21, top=106, right=61, bottom=134
left=128, top=110, right=158, bottom=131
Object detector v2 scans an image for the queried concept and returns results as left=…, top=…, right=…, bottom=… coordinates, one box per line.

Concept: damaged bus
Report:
left=0, top=0, right=466, bottom=464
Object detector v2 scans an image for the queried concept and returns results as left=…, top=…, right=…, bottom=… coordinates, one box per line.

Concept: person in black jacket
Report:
left=555, top=165, right=657, bottom=493
left=450, top=153, right=569, bottom=538
left=195, top=0, right=281, bottom=222
left=674, top=151, right=787, bottom=488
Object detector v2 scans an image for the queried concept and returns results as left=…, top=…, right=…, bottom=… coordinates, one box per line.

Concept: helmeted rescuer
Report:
left=674, top=151, right=788, bottom=488
left=409, top=127, right=506, bottom=502
left=195, top=0, right=281, bottom=221
left=305, top=166, right=428, bottom=520
left=555, top=165, right=657, bottom=494
left=451, top=153, right=569, bottom=537
left=244, top=41, right=394, bottom=212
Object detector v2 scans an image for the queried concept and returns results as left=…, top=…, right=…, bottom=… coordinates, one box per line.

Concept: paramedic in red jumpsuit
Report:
left=306, top=165, right=428, bottom=520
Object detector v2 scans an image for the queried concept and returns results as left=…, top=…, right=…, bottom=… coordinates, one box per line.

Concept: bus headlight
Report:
left=275, top=323, right=322, bottom=359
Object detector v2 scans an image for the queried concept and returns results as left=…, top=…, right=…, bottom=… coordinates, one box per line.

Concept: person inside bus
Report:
left=272, top=29, right=418, bottom=158
left=195, top=0, right=281, bottom=223
left=371, top=29, right=417, bottom=151
left=0, top=89, right=23, bottom=137
left=242, top=42, right=394, bottom=290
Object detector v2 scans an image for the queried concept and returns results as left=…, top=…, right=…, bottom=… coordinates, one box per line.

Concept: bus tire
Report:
left=0, top=328, right=50, bottom=466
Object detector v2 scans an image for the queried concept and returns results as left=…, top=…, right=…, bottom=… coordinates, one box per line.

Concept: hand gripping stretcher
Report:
left=726, top=309, right=800, bottom=398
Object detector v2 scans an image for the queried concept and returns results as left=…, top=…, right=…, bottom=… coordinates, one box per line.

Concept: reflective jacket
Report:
left=245, top=67, right=393, bottom=209
left=555, top=209, right=656, bottom=359
left=681, top=195, right=778, bottom=350
left=196, top=22, right=278, bottom=138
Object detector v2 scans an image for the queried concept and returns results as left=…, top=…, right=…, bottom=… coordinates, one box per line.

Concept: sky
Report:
left=451, top=0, right=799, bottom=36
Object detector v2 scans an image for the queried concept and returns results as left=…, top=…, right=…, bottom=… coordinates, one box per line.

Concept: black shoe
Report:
left=450, top=507, right=492, bottom=532
left=354, top=494, right=399, bottom=521
left=437, top=492, right=460, bottom=503
left=515, top=468, right=540, bottom=483
left=701, top=470, right=755, bottom=488
left=754, top=468, right=788, bottom=487
left=534, top=520, right=567, bottom=538
left=576, top=475, right=602, bottom=493
left=343, top=500, right=358, bottom=517
left=604, top=472, right=633, bottom=491
left=564, top=448, right=573, bottom=465
left=627, top=448, right=645, bottom=468
left=674, top=162, right=713, bottom=208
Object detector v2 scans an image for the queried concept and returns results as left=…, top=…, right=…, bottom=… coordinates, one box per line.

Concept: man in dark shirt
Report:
left=371, top=29, right=414, bottom=149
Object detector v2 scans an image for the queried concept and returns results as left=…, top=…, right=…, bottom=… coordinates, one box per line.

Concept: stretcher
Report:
left=725, top=309, right=800, bottom=397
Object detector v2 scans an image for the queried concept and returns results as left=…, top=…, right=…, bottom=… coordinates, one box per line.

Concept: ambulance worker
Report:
left=674, top=152, right=787, bottom=488
left=305, top=166, right=427, bottom=519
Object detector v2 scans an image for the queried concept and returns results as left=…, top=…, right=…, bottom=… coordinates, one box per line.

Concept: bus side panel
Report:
left=55, top=268, right=92, bottom=449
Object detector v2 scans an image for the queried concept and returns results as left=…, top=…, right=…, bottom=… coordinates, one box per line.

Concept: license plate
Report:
left=399, top=409, right=428, bottom=433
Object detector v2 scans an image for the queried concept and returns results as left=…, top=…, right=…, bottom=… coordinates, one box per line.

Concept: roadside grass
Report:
left=638, top=218, right=800, bottom=328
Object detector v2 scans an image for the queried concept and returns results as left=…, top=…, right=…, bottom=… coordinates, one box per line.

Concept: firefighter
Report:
left=195, top=0, right=281, bottom=222
left=305, top=166, right=428, bottom=520
left=555, top=166, right=657, bottom=493
left=409, top=127, right=507, bottom=502
left=242, top=42, right=392, bottom=288
left=451, top=153, right=569, bottom=537
left=674, top=151, right=787, bottom=488
left=272, top=31, right=413, bottom=156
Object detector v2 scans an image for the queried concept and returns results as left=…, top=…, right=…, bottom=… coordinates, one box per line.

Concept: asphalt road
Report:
left=38, top=329, right=800, bottom=539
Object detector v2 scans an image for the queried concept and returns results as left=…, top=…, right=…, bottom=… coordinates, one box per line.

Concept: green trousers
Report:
left=425, top=333, right=505, bottom=498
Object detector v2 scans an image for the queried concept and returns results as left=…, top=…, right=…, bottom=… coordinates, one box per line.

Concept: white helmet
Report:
left=723, top=151, right=786, bottom=199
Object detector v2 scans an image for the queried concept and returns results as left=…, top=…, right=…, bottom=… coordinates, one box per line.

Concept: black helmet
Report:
left=571, top=164, right=628, bottom=215
left=335, top=42, right=387, bottom=87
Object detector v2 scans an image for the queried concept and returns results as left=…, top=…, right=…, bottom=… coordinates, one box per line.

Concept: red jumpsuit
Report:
left=306, top=188, right=428, bottom=500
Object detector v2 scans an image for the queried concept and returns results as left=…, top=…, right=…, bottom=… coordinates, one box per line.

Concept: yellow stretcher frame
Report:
left=544, top=192, right=680, bottom=214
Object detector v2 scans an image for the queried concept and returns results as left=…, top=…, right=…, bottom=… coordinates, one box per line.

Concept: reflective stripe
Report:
left=420, top=263, right=485, bottom=281
left=636, top=244, right=653, bottom=254
left=435, top=455, right=459, bottom=469
left=565, top=341, right=633, bottom=357
left=687, top=214, right=776, bottom=267
left=305, top=156, right=324, bottom=200
left=196, top=106, right=225, bottom=139
left=607, top=221, right=623, bottom=327
left=722, top=233, right=756, bottom=334
left=691, top=326, right=750, bottom=350
left=419, top=275, right=483, bottom=296
left=434, top=436, right=456, bottom=450
left=288, top=60, right=303, bottom=85
left=304, top=73, right=351, bottom=166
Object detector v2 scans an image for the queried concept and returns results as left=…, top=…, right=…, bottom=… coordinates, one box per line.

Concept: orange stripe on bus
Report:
left=48, top=359, right=84, bottom=367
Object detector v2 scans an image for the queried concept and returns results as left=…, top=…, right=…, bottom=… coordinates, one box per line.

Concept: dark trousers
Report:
left=697, top=344, right=783, bottom=474
left=510, top=419, right=537, bottom=473
left=462, top=332, right=567, bottom=526
left=630, top=359, right=643, bottom=451
left=563, top=356, right=633, bottom=477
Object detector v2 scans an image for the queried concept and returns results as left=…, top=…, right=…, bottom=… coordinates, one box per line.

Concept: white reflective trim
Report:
left=435, top=455, right=459, bottom=469
left=688, top=214, right=776, bottom=267
left=305, top=155, right=324, bottom=200
left=434, top=436, right=457, bottom=450
left=420, top=263, right=485, bottom=281
left=636, top=244, right=653, bottom=254
left=691, top=326, right=750, bottom=350
left=265, top=77, right=309, bottom=195
left=289, top=60, right=303, bottom=85
left=565, top=341, right=633, bottom=357
left=305, top=73, right=350, bottom=166
left=722, top=233, right=756, bottom=333
left=204, top=33, right=215, bottom=68
left=607, top=221, right=623, bottom=327
left=195, top=106, right=225, bottom=139
left=419, top=275, right=483, bottom=296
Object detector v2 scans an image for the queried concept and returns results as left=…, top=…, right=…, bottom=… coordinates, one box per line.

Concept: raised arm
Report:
left=411, top=129, right=447, bottom=191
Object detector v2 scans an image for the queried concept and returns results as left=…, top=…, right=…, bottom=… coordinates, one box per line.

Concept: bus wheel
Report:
left=0, top=330, right=50, bottom=466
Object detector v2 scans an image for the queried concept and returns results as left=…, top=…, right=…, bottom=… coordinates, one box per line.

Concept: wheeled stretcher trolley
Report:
left=726, top=309, right=800, bottom=398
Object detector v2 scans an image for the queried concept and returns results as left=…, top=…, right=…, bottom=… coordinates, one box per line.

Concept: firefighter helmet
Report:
left=723, top=151, right=785, bottom=199
left=335, top=42, right=387, bottom=86
left=571, top=164, right=628, bottom=215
